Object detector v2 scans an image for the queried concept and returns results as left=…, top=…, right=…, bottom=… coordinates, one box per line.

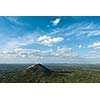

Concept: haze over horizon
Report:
left=0, top=16, right=100, bottom=64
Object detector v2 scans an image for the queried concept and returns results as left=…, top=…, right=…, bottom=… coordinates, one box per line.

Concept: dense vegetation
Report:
left=0, top=64, right=100, bottom=83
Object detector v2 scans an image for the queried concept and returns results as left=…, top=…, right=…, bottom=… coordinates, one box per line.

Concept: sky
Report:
left=0, top=16, right=100, bottom=64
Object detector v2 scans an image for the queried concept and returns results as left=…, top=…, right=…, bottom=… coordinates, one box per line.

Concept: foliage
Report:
left=0, top=64, right=100, bottom=83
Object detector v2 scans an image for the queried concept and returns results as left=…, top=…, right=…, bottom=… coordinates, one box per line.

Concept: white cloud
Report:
left=52, top=18, right=61, bottom=26
left=5, top=16, right=24, bottom=26
left=51, top=47, right=79, bottom=58
left=82, top=50, right=100, bottom=60
left=88, top=42, right=100, bottom=49
left=37, top=35, right=64, bottom=46
left=0, top=46, right=78, bottom=59
left=50, top=23, right=100, bottom=39
left=78, top=45, right=82, bottom=48
left=1, top=34, right=35, bottom=50
left=49, top=29, right=60, bottom=35
left=1, top=45, right=91, bottom=63
left=0, top=48, right=51, bottom=58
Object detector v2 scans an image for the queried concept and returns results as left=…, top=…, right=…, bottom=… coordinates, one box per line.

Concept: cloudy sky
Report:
left=0, top=16, right=100, bottom=63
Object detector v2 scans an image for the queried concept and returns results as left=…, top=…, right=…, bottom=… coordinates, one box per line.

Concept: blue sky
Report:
left=0, top=16, right=100, bottom=63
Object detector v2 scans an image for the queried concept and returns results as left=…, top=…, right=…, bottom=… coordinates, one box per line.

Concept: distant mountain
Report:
left=21, top=64, right=55, bottom=82
left=25, top=64, right=54, bottom=76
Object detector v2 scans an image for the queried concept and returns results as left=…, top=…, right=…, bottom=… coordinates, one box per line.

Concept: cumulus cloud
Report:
left=78, top=45, right=82, bottom=48
left=52, top=47, right=78, bottom=57
left=87, top=42, right=100, bottom=49
left=52, top=18, right=61, bottom=26
left=0, top=46, right=78, bottom=59
left=37, top=35, right=64, bottom=46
